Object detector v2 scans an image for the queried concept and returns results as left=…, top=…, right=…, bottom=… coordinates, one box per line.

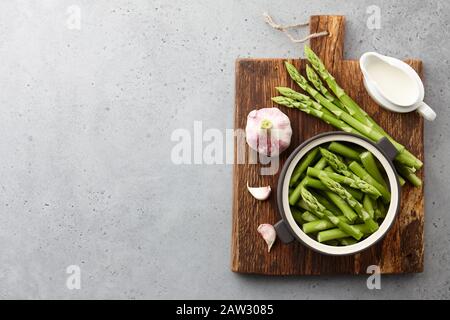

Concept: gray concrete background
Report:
left=0, top=0, right=448, bottom=299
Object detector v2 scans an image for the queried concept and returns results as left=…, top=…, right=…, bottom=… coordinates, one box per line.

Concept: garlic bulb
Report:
left=247, top=182, right=271, bottom=200
left=245, top=108, right=292, bottom=157
left=257, top=224, right=276, bottom=252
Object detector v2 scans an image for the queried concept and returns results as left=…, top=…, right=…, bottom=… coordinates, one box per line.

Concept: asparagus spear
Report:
left=291, top=175, right=341, bottom=206
left=314, top=157, right=328, bottom=170
left=289, top=182, right=304, bottom=206
left=395, top=150, right=423, bottom=170
left=303, top=219, right=334, bottom=234
left=319, top=148, right=347, bottom=172
left=317, top=174, right=379, bottom=232
left=344, top=187, right=363, bottom=202
left=290, top=147, right=319, bottom=186
left=323, top=166, right=364, bottom=201
left=319, top=148, right=384, bottom=197
left=377, top=200, right=387, bottom=219
left=328, top=142, right=361, bottom=161
left=272, top=96, right=359, bottom=135
left=363, top=194, right=375, bottom=219
left=395, top=162, right=422, bottom=187
left=300, top=187, right=363, bottom=240
left=284, top=63, right=387, bottom=143
left=289, top=175, right=321, bottom=205
left=276, top=87, right=335, bottom=117
left=397, top=174, right=406, bottom=186
left=360, top=151, right=387, bottom=187
left=302, top=177, right=327, bottom=190
left=360, top=151, right=406, bottom=186
left=291, top=207, right=305, bottom=225
left=304, top=45, right=374, bottom=125
left=302, top=216, right=350, bottom=234
left=305, top=64, right=345, bottom=109
left=373, top=199, right=382, bottom=220
left=310, top=190, right=342, bottom=215
left=348, top=161, right=391, bottom=203
left=304, top=46, right=423, bottom=170
left=339, top=238, right=358, bottom=246
left=297, top=199, right=310, bottom=211
left=301, top=211, right=318, bottom=222
left=322, top=167, right=360, bottom=222
left=307, top=167, right=381, bottom=198
left=324, top=191, right=358, bottom=223
left=299, top=176, right=363, bottom=201
left=318, top=225, right=371, bottom=243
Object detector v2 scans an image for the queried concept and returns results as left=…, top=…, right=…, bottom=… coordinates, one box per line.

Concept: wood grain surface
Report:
left=231, top=15, right=424, bottom=275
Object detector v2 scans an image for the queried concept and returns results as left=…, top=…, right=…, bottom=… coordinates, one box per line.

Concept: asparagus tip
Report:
left=284, top=61, right=295, bottom=69
left=304, top=44, right=312, bottom=54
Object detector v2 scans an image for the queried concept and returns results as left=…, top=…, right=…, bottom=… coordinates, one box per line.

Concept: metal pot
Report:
left=274, top=132, right=401, bottom=256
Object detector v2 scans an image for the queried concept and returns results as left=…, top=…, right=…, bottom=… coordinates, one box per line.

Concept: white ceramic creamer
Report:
left=360, top=52, right=436, bottom=121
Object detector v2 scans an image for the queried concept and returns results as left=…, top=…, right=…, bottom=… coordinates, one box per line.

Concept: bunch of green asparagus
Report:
left=289, top=142, right=390, bottom=245
left=272, top=45, right=422, bottom=187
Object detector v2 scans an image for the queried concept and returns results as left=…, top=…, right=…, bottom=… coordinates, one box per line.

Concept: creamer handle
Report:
left=417, top=102, right=436, bottom=121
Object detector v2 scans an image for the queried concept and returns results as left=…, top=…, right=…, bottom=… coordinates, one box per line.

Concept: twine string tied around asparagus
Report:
left=263, top=13, right=328, bottom=43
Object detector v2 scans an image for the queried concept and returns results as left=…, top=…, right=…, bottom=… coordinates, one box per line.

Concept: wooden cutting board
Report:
left=231, top=15, right=424, bottom=275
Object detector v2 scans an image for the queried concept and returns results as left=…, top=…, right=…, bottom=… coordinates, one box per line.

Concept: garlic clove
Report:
left=257, top=224, right=276, bottom=252
left=247, top=182, right=271, bottom=200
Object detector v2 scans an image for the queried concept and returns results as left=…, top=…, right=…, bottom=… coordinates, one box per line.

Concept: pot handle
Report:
left=376, top=137, right=398, bottom=161
left=274, top=220, right=295, bottom=244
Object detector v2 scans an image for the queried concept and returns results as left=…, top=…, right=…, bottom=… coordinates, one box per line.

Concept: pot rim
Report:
left=277, top=131, right=401, bottom=256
